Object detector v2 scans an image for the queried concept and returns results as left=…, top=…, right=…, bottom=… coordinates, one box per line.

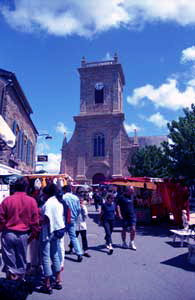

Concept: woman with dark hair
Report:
left=99, top=193, right=116, bottom=255
left=39, top=183, right=65, bottom=294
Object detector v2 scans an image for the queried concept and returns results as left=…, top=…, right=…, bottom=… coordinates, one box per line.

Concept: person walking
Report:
left=67, top=192, right=91, bottom=258
left=93, top=189, right=102, bottom=212
left=0, top=176, right=40, bottom=280
left=116, top=186, right=137, bottom=250
left=62, top=185, right=83, bottom=262
left=99, top=193, right=116, bottom=254
left=39, top=183, right=65, bottom=294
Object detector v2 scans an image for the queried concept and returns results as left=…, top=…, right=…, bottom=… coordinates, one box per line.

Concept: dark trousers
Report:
left=94, top=200, right=101, bottom=210
left=69, top=230, right=88, bottom=251
left=1, top=231, right=28, bottom=277
left=103, top=220, right=114, bottom=245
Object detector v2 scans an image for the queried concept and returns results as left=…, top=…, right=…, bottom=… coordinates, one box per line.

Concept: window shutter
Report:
left=17, top=130, right=22, bottom=160
left=27, top=139, right=31, bottom=164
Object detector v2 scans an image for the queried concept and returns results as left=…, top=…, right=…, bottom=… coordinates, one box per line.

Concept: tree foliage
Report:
left=129, top=104, right=195, bottom=183
left=129, top=145, right=170, bottom=178
left=162, top=103, right=195, bottom=184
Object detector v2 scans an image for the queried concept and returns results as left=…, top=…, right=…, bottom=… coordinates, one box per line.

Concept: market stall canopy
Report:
left=24, top=173, right=71, bottom=179
left=103, top=177, right=158, bottom=190
left=0, top=115, right=16, bottom=147
left=23, top=173, right=73, bottom=188
left=72, top=184, right=91, bottom=192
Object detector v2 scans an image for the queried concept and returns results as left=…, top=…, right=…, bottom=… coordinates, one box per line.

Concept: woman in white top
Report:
left=40, top=184, right=65, bottom=294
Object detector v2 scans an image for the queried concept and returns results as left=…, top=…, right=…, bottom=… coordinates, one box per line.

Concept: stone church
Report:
left=60, top=54, right=166, bottom=184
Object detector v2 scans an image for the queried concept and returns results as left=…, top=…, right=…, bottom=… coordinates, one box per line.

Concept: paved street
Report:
left=1, top=206, right=195, bottom=300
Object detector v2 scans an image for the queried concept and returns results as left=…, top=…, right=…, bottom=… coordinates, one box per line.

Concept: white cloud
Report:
left=181, top=46, right=195, bottom=63
left=1, top=1, right=195, bottom=37
left=127, top=45, right=195, bottom=111
left=147, top=112, right=168, bottom=128
left=103, top=52, right=113, bottom=61
left=188, top=79, right=195, bottom=87
left=127, top=78, right=195, bottom=110
left=46, top=153, right=61, bottom=173
left=124, top=122, right=141, bottom=133
left=56, top=122, right=67, bottom=134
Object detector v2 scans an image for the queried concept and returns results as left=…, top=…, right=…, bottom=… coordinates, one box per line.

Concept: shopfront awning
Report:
left=0, top=115, right=16, bottom=147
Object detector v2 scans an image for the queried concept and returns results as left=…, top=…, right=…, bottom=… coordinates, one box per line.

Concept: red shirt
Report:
left=0, top=191, right=40, bottom=238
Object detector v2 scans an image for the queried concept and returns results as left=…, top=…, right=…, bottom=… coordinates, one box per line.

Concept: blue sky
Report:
left=1, top=0, right=195, bottom=173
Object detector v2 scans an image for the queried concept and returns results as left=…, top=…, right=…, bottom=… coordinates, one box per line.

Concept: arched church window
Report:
left=93, top=133, right=105, bottom=157
left=95, top=82, right=104, bottom=104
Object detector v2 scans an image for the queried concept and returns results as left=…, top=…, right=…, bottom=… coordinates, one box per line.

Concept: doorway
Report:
left=92, top=173, right=105, bottom=184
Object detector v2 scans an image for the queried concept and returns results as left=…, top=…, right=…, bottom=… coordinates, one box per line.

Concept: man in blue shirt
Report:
left=62, top=185, right=83, bottom=262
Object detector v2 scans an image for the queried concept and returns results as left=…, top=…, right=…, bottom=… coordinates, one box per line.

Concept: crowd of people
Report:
left=0, top=176, right=137, bottom=295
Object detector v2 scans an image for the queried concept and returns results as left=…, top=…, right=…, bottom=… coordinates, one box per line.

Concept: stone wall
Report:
left=0, top=77, right=37, bottom=174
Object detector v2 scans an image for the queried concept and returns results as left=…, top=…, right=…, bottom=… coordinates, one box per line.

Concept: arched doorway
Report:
left=93, top=173, right=106, bottom=184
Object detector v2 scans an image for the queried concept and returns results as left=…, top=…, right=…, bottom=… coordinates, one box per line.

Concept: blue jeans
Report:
left=1, top=231, right=28, bottom=276
left=66, top=223, right=82, bottom=255
left=69, top=230, right=88, bottom=251
left=41, top=234, right=61, bottom=277
left=103, top=220, right=114, bottom=245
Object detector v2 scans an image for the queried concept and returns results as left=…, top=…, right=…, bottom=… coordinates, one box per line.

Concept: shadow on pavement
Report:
left=161, top=253, right=195, bottom=272
left=88, top=211, right=171, bottom=238
left=65, top=255, right=80, bottom=262
left=88, top=244, right=109, bottom=254
left=136, top=224, right=171, bottom=237
left=0, top=276, right=36, bottom=300
left=165, top=241, right=189, bottom=248
left=88, top=244, right=121, bottom=255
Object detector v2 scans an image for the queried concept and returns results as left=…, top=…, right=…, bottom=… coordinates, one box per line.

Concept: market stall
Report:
left=0, top=173, right=72, bottom=203
left=103, top=176, right=190, bottom=225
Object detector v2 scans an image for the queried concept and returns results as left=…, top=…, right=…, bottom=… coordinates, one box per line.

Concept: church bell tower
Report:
left=60, top=54, right=132, bottom=184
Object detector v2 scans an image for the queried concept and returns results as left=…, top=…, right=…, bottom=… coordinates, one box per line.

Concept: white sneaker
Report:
left=129, top=240, right=136, bottom=250
left=122, top=241, right=128, bottom=249
left=109, top=244, right=113, bottom=250
left=109, top=244, right=113, bottom=254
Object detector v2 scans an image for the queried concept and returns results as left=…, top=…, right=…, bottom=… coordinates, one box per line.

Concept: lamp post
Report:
left=38, top=133, right=52, bottom=140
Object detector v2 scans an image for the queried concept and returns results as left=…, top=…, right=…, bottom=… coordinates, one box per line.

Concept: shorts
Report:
left=122, top=218, right=136, bottom=231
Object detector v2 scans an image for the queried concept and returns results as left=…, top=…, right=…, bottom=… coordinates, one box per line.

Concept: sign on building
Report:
left=37, top=155, right=48, bottom=162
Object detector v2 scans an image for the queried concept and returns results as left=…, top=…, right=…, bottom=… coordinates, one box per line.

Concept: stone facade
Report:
left=60, top=55, right=167, bottom=184
left=0, top=69, right=38, bottom=174
left=60, top=55, right=134, bottom=183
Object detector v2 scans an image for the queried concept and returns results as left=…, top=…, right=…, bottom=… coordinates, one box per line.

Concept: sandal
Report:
left=52, top=282, right=63, bottom=290
left=39, top=286, right=53, bottom=294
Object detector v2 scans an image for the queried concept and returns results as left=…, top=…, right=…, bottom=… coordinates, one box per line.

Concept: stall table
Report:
left=170, top=229, right=195, bottom=247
